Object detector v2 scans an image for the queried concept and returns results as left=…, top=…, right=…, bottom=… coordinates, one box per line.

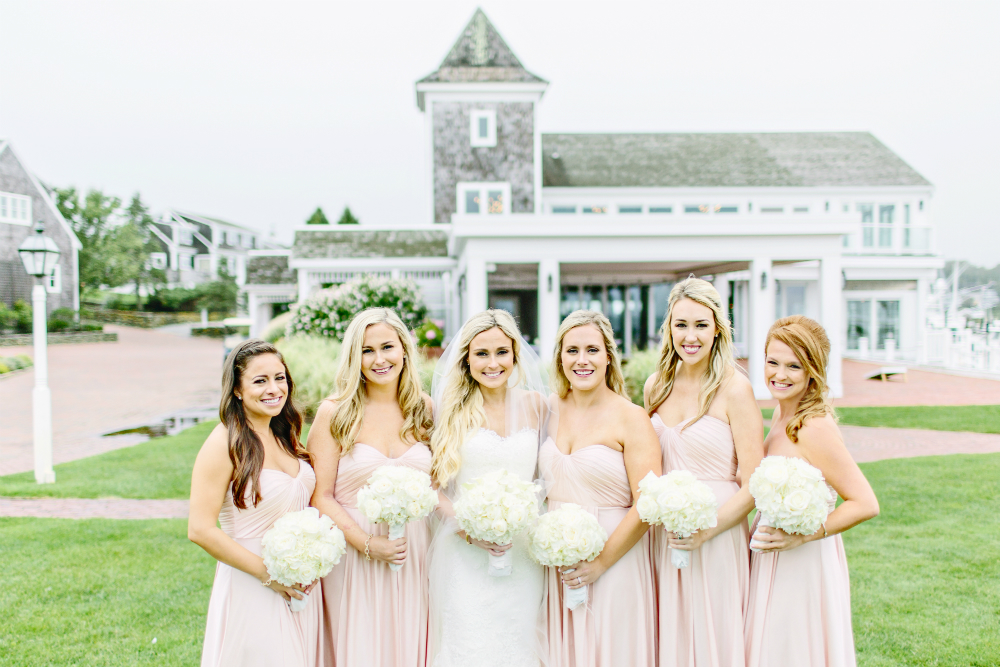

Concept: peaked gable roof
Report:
left=541, top=132, right=931, bottom=188
left=292, top=228, right=449, bottom=260
left=0, top=140, right=82, bottom=250
left=418, top=9, right=546, bottom=88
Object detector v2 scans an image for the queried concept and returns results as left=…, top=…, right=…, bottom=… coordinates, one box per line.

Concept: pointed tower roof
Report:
left=416, top=9, right=546, bottom=108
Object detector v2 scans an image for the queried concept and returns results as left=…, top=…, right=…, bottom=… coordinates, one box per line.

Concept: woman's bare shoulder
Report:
left=796, top=413, right=843, bottom=449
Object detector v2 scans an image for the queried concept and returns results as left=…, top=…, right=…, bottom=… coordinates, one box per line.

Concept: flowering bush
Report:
left=414, top=320, right=443, bottom=348
left=260, top=507, right=347, bottom=611
left=637, top=470, right=718, bottom=568
left=286, top=274, right=428, bottom=341
left=749, top=455, right=831, bottom=537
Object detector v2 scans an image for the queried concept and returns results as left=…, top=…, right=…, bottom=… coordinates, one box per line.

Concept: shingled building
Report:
left=246, top=9, right=941, bottom=398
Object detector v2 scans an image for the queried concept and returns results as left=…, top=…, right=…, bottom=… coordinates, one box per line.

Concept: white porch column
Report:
left=538, top=259, right=561, bottom=361
left=297, top=268, right=310, bottom=304
left=916, top=277, right=929, bottom=365
left=248, top=293, right=261, bottom=338
left=624, top=287, right=633, bottom=357
left=749, top=258, right=775, bottom=399
left=714, top=275, right=731, bottom=328
left=464, top=258, right=488, bottom=322
left=819, top=255, right=844, bottom=398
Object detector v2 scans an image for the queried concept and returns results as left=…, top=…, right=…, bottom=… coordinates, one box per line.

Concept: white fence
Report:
left=924, top=328, right=1000, bottom=373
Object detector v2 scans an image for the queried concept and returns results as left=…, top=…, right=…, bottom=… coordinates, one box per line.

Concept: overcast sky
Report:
left=2, top=1, right=998, bottom=266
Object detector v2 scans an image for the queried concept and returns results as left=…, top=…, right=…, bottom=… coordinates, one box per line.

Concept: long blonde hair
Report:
left=328, top=308, right=432, bottom=457
left=765, top=315, right=835, bottom=443
left=431, top=309, right=524, bottom=488
left=550, top=310, right=627, bottom=399
left=646, top=278, right=737, bottom=428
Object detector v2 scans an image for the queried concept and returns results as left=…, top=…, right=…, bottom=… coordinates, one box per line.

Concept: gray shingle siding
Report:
left=292, top=230, right=449, bottom=259
left=0, top=145, right=77, bottom=312
left=433, top=101, right=535, bottom=223
left=542, top=132, right=931, bottom=188
left=246, top=255, right=297, bottom=285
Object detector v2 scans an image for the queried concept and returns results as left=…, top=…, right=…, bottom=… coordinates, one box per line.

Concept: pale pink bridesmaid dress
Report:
left=321, top=443, right=432, bottom=667
left=652, top=414, right=749, bottom=667
left=201, top=459, right=324, bottom=667
left=744, top=482, right=855, bottom=667
left=539, top=438, right=656, bottom=667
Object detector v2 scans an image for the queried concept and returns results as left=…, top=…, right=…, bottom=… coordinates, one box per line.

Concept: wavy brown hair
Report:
left=765, top=315, right=836, bottom=443
left=551, top=310, right=627, bottom=399
left=220, top=339, right=306, bottom=509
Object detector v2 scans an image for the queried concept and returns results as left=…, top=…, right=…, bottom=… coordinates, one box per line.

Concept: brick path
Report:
left=0, top=325, right=221, bottom=476
left=0, top=496, right=189, bottom=519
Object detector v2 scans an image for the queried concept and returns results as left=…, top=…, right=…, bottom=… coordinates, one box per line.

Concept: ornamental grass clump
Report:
left=286, top=275, right=428, bottom=341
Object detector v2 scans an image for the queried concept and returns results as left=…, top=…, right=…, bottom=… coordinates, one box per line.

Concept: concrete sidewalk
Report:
left=0, top=325, right=222, bottom=476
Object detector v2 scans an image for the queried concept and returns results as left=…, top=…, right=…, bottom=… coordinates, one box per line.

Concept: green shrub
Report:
left=0, top=362, right=10, bottom=374
left=13, top=300, right=33, bottom=333
left=262, top=311, right=294, bottom=343
left=286, top=274, right=428, bottom=341
left=623, top=347, right=660, bottom=406
left=50, top=308, right=76, bottom=322
left=415, top=320, right=443, bottom=347
left=3, top=356, right=24, bottom=370
left=14, top=354, right=32, bottom=367
left=47, top=319, right=72, bottom=332
left=0, top=302, right=16, bottom=332
left=79, top=323, right=103, bottom=332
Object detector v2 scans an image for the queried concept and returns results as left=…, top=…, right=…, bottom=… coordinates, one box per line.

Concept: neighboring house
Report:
left=149, top=209, right=267, bottom=288
left=246, top=9, right=942, bottom=398
left=0, top=140, right=81, bottom=314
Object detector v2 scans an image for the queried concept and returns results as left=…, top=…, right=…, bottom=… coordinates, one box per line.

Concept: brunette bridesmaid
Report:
left=189, top=339, right=323, bottom=667
left=643, top=278, right=763, bottom=667
left=745, top=316, right=879, bottom=667
left=309, top=308, right=435, bottom=667
left=540, top=310, right=661, bottom=667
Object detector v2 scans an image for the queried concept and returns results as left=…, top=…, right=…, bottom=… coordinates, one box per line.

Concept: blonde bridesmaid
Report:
left=540, top=310, right=661, bottom=667
left=745, top=316, right=879, bottom=666
left=643, top=278, right=763, bottom=667
left=309, top=308, right=435, bottom=667
left=189, top=339, right=323, bottom=667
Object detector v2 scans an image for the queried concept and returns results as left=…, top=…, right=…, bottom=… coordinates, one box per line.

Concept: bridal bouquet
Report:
left=453, top=469, right=540, bottom=577
left=357, top=465, right=438, bottom=571
left=637, top=470, right=718, bottom=568
left=529, top=503, right=608, bottom=610
left=261, top=507, right=347, bottom=612
left=748, top=456, right=831, bottom=550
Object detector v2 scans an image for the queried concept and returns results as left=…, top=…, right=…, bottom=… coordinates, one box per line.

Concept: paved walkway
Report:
left=0, top=497, right=189, bottom=519
left=0, top=325, right=221, bottom=476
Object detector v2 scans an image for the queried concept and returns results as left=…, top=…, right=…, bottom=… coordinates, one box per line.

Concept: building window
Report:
left=858, top=203, right=874, bottom=247
left=470, top=109, right=497, bottom=147
left=684, top=205, right=709, bottom=214
left=879, top=204, right=894, bottom=248
left=847, top=300, right=871, bottom=350
left=242, top=235, right=254, bottom=248
left=0, top=191, right=32, bottom=225
left=458, top=182, right=509, bottom=215
left=618, top=205, right=642, bottom=214
left=716, top=205, right=738, bottom=213
left=877, top=300, right=900, bottom=349
left=46, top=264, right=61, bottom=294
left=793, top=207, right=809, bottom=213
left=552, top=205, right=576, bottom=214
left=761, top=206, right=784, bottom=213
left=649, top=206, right=673, bottom=214
left=583, top=206, right=607, bottom=214
left=149, top=252, right=168, bottom=270
left=180, top=230, right=194, bottom=245
left=195, top=255, right=211, bottom=274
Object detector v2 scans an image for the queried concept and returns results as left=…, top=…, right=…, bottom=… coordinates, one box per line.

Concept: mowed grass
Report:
left=845, top=453, right=1000, bottom=666
left=762, top=404, right=1000, bottom=434
left=0, top=422, right=313, bottom=499
left=0, top=518, right=216, bottom=667
left=1, top=453, right=996, bottom=665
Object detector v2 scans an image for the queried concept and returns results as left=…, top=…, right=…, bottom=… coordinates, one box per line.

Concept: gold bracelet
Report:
left=261, top=577, right=272, bottom=587
left=364, top=534, right=373, bottom=561
left=465, top=532, right=472, bottom=545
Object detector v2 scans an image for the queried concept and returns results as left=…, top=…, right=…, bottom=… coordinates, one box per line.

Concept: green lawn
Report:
left=0, top=518, right=215, bottom=667
left=1, top=452, right=996, bottom=665
left=762, top=404, right=1000, bottom=434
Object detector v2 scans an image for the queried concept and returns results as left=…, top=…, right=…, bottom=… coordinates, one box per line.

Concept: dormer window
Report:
left=0, top=191, right=31, bottom=225
left=470, top=109, right=497, bottom=147
left=458, top=182, right=510, bottom=215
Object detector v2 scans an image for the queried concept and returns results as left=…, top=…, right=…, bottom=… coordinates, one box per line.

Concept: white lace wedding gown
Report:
left=430, top=427, right=545, bottom=667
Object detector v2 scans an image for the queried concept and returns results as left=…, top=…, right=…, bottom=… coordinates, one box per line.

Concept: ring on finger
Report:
left=576, top=576, right=582, bottom=585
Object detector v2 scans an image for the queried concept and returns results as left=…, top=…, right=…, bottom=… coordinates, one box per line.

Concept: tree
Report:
left=337, top=207, right=359, bottom=225
left=306, top=207, right=330, bottom=225
left=122, top=194, right=163, bottom=311
left=55, top=187, right=121, bottom=291
left=197, top=266, right=239, bottom=315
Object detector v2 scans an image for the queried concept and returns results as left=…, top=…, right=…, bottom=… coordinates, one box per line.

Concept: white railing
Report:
left=923, top=327, right=1000, bottom=373
left=842, top=225, right=932, bottom=254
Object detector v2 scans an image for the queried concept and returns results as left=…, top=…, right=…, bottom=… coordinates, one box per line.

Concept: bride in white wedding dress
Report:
left=427, top=309, right=549, bottom=667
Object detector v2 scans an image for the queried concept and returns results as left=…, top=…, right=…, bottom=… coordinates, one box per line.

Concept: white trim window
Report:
left=46, top=264, right=61, bottom=294
left=149, top=252, right=168, bottom=270
left=582, top=205, right=607, bottom=214
left=470, top=109, right=497, bottom=147
left=194, top=255, right=212, bottom=274
left=458, top=182, right=511, bottom=215
left=0, top=191, right=32, bottom=225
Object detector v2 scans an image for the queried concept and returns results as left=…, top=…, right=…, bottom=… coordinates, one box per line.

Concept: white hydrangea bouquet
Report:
left=637, top=470, right=719, bottom=568
left=357, top=465, right=439, bottom=571
left=529, top=503, right=608, bottom=610
left=748, top=455, right=831, bottom=551
left=453, top=469, right=540, bottom=577
left=261, top=507, right=347, bottom=612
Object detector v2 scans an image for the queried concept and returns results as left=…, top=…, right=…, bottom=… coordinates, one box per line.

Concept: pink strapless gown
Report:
left=652, top=414, right=749, bottom=667
left=321, top=443, right=432, bottom=667
left=201, top=459, right=324, bottom=667
left=539, top=438, right=656, bottom=667
left=744, top=482, right=855, bottom=667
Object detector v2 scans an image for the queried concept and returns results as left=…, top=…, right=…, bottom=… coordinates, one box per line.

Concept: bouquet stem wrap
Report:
left=388, top=523, right=405, bottom=572
left=528, top=503, right=607, bottom=611
left=749, top=513, right=772, bottom=553
left=288, top=592, right=310, bottom=613
left=488, top=550, right=513, bottom=577
left=670, top=547, right=691, bottom=569
left=564, top=579, right=588, bottom=610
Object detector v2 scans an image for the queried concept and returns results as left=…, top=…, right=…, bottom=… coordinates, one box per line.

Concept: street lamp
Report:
left=18, top=221, right=61, bottom=484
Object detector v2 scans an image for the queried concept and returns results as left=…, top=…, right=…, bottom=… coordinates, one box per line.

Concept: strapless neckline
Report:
left=651, top=412, right=729, bottom=430
left=542, top=436, right=620, bottom=457
left=354, top=442, right=429, bottom=460
left=260, top=458, right=305, bottom=479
